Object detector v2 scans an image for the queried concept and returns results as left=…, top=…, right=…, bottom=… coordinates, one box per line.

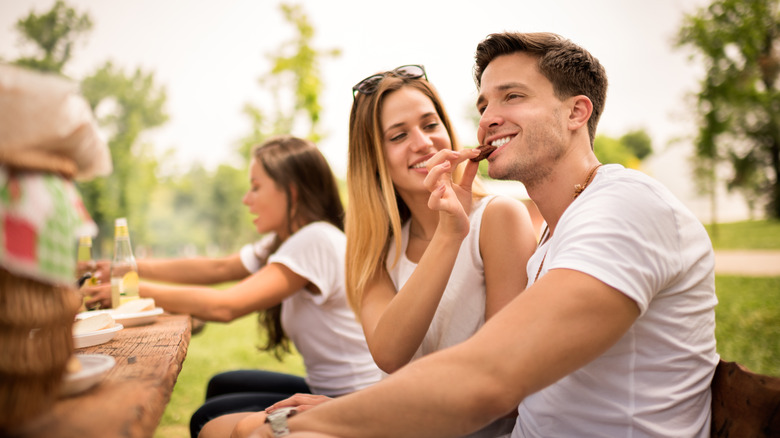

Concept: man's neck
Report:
left=526, top=157, right=601, bottom=235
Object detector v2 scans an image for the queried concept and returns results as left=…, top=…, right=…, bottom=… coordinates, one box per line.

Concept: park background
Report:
left=2, top=1, right=779, bottom=437
left=3, top=0, right=764, bottom=258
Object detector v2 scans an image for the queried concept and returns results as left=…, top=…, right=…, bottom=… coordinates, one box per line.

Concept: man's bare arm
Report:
left=261, top=269, right=639, bottom=438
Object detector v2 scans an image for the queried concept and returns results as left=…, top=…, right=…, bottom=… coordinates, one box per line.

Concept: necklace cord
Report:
left=534, top=163, right=602, bottom=281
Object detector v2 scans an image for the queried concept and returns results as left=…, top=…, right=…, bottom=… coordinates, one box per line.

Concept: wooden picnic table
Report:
left=10, top=313, right=191, bottom=438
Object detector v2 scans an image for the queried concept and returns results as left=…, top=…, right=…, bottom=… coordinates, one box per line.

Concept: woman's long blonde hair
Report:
left=345, top=74, right=486, bottom=315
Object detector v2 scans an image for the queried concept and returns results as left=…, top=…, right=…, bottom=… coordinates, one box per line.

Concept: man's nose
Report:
left=478, top=105, right=504, bottom=132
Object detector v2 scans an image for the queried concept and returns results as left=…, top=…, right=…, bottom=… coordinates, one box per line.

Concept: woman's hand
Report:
left=423, top=148, right=481, bottom=239
left=81, top=282, right=112, bottom=310
left=266, top=393, right=333, bottom=414
left=229, top=394, right=333, bottom=438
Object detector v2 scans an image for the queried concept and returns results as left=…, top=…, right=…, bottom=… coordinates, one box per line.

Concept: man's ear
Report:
left=567, top=95, right=593, bottom=132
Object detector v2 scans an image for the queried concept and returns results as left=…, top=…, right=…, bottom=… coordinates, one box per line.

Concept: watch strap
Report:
left=266, top=407, right=295, bottom=437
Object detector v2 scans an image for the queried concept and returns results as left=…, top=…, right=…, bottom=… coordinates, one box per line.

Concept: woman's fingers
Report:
left=458, top=158, right=480, bottom=191
left=265, top=394, right=332, bottom=413
left=423, top=160, right=452, bottom=192
left=424, top=149, right=478, bottom=191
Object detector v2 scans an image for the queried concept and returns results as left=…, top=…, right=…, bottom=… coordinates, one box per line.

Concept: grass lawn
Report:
left=705, top=219, right=780, bottom=249
left=155, top=315, right=304, bottom=438
left=714, top=275, right=780, bottom=377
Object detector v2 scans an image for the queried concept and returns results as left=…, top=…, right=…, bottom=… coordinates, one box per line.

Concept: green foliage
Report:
left=207, top=165, right=258, bottom=253
left=704, top=219, right=780, bottom=249
left=594, top=135, right=640, bottom=169
left=239, top=3, right=341, bottom=160
left=142, top=165, right=257, bottom=257
left=620, top=129, right=653, bottom=160
left=676, top=0, right=780, bottom=218
left=714, top=275, right=780, bottom=376
left=7, top=1, right=338, bottom=259
left=156, top=314, right=305, bottom=438
left=78, top=61, right=168, bottom=254
left=593, top=128, right=653, bottom=169
left=12, top=0, right=92, bottom=74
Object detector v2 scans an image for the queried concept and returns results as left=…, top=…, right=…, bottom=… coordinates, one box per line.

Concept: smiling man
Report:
left=228, top=32, right=719, bottom=438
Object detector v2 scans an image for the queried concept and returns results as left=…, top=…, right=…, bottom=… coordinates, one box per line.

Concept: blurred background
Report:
left=3, top=2, right=779, bottom=437
left=5, top=0, right=776, bottom=257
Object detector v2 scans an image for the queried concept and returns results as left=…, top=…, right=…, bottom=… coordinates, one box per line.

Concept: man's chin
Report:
left=487, top=162, right=508, bottom=181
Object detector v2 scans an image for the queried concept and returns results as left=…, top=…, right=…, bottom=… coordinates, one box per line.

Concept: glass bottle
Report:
left=110, top=218, right=139, bottom=308
left=77, top=235, right=98, bottom=286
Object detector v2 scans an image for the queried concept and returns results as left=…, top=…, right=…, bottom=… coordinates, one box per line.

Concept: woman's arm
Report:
left=93, top=253, right=250, bottom=285
left=141, top=262, right=309, bottom=322
left=479, top=197, right=537, bottom=319
left=359, top=150, right=479, bottom=373
left=359, top=232, right=464, bottom=373
left=139, top=254, right=251, bottom=284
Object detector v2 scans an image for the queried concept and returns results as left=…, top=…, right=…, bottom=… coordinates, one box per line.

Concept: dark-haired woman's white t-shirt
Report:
left=240, top=221, right=382, bottom=396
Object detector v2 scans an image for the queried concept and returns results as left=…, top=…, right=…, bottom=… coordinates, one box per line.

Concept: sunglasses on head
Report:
left=352, top=64, right=427, bottom=97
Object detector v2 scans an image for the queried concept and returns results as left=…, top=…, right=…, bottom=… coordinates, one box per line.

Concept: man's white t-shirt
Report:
left=514, top=164, right=718, bottom=438
left=240, top=222, right=382, bottom=396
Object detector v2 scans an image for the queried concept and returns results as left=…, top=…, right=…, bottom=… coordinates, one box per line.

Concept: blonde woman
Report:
left=345, top=65, right=537, bottom=373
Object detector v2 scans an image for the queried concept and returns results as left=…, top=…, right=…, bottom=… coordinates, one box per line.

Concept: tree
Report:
left=8, top=2, right=169, bottom=255
left=676, top=0, right=780, bottom=219
left=78, top=62, right=168, bottom=255
left=239, top=3, right=341, bottom=161
left=621, top=129, right=653, bottom=160
left=12, top=0, right=92, bottom=74
left=594, top=135, right=640, bottom=169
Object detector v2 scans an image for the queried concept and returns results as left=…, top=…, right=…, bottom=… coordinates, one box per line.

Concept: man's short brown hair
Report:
left=474, top=32, right=608, bottom=146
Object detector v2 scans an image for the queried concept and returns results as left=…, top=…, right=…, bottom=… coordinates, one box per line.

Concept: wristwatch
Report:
left=265, top=407, right=297, bottom=437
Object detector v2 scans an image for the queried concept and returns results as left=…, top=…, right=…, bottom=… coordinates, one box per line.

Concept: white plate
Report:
left=60, top=354, right=115, bottom=397
left=77, top=307, right=164, bottom=327
left=73, top=323, right=123, bottom=349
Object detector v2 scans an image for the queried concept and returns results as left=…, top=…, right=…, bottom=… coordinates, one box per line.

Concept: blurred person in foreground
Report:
left=84, top=135, right=381, bottom=438
left=206, top=31, right=718, bottom=438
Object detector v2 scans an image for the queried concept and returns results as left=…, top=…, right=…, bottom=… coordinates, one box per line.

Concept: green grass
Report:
left=156, top=315, right=304, bottom=438
left=714, top=275, right=780, bottom=377
left=704, top=219, right=780, bottom=249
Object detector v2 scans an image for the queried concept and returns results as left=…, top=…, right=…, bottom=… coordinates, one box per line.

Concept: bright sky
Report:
left=0, top=0, right=751, bottom=221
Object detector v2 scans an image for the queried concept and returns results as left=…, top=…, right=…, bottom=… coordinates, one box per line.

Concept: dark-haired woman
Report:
left=89, top=135, right=381, bottom=438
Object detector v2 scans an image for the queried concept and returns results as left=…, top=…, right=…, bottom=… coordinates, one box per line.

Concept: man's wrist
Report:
left=256, top=425, right=277, bottom=438
left=265, top=406, right=297, bottom=437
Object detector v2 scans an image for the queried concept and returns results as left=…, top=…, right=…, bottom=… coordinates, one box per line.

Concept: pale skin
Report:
left=82, top=158, right=317, bottom=322
left=215, top=52, right=641, bottom=438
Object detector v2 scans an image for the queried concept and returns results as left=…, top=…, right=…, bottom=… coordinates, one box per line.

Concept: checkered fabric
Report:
left=0, top=166, right=96, bottom=286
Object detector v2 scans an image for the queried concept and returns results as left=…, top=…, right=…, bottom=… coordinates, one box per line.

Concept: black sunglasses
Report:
left=352, top=64, right=427, bottom=97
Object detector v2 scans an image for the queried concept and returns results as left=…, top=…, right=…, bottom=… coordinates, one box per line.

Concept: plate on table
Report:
left=77, top=307, right=164, bottom=327
left=60, top=354, right=115, bottom=397
left=73, top=323, right=123, bottom=349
